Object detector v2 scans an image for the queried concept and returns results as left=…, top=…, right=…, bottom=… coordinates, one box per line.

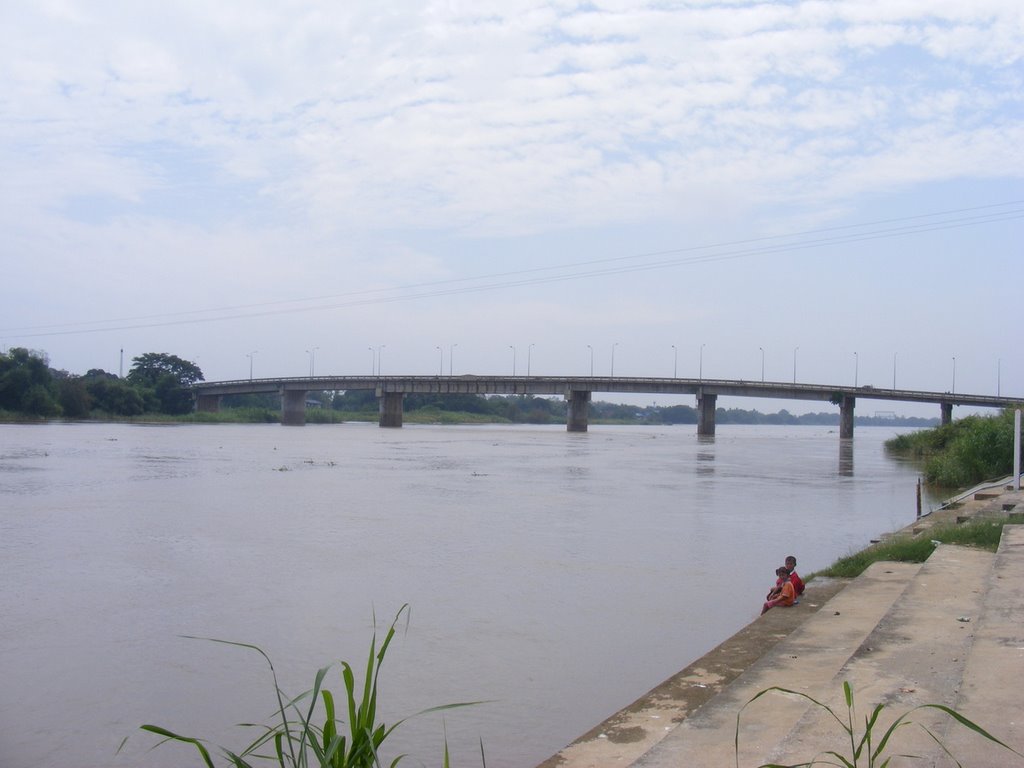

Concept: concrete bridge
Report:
left=192, top=374, right=1019, bottom=438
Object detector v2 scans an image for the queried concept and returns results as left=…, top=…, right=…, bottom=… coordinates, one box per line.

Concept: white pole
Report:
left=1015, top=409, right=1021, bottom=491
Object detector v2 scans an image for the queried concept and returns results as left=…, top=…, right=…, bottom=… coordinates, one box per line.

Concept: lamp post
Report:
left=759, top=346, right=764, bottom=382
left=587, top=345, right=594, bottom=377
left=611, top=342, right=618, bottom=376
left=509, top=345, right=516, bottom=376
left=998, top=358, right=1001, bottom=396
left=368, top=347, right=375, bottom=375
left=436, top=345, right=443, bottom=376
left=792, top=346, right=799, bottom=384
left=528, top=343, right=535, bottom=376
left=854, top=351, right=858, bottom=387
left=449, top=343, right=457, bottom=376
left=952, top=356, right=956, bottom=394
left=247, top=350, right=258, bottom=381
left=699, top=343, right=705, bottom=381
left=672, top=345, right=677, bottom=378
left=306, top=347, right=319, bottom=377
left=377, top=344, right=386, bottom=375
left=893, top=352, right=897, bottom=390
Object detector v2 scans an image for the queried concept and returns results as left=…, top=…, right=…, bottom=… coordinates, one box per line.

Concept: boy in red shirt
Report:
left=786, top=555, right=805, bottom=597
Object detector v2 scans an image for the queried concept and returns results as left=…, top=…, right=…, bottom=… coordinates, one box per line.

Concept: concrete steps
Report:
left=940, top=525, right=1024, bottom=767
left=763, top=544, right=994, bottom=767
left=631, top=561, right=923, bottom=768
left=628, top=529, right=1024, bottom=768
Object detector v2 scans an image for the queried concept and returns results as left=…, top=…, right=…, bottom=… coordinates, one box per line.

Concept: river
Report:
left=0, top=422, right=934, bottom=767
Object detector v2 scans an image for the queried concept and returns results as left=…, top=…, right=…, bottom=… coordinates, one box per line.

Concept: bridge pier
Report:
left=195, top=393, right=220, bottom=414
left=379, top=390, right=404, bottom=428
left=697, top=392, right=717, bottom=436
left=566, top=390, right=591, bottom=432
left=840, top=395, right=856, bottom=439
left=282, top=390, right=307, bottom=426
left=941, top=402, right=953, bottom=425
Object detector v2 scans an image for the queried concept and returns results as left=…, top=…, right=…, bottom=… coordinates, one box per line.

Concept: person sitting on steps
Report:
left=762, top=566, right=796, bottom=614
left=785, top=555, right=805, bottom=598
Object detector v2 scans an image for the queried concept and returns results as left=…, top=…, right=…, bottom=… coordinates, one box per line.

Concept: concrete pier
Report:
left=839, top=394, right=855, bottom=438
left=697, top=391, right=717, bottom=436
left=567, top=390, right=591, bottom=432
left=379, top=390, right=404, bottom=427
left=281, top=389, right=306, bottom=426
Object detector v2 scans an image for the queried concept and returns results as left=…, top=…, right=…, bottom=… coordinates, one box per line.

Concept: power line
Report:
left=4, top=200, right=1021, bottom=338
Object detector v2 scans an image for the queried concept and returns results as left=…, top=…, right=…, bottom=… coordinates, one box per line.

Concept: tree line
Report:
left=0, top=348, right=203, bottom=418
left=2, top=347, right=940, bottom=426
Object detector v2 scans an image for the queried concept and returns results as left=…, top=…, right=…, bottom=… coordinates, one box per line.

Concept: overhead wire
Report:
left=3, top=199, right=1021, bottom=338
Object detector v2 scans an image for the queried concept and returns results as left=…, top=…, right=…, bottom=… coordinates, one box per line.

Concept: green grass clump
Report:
left=813, top=517, right=1021, bottom=579
left=737, top=680, right=1024, bottom=767
left=885, top=409, right=1022, bottom=488
left=135, top=605, right=481, bottom=767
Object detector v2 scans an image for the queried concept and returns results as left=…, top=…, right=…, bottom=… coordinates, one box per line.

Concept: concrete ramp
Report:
left=939, top=525, right=1024, bottom=767
left=763, top=544, right=995, bottom=767
left=631, top=561, right=922, bottom=768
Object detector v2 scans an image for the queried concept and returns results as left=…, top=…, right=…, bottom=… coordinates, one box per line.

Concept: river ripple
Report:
left=0, top=422, right=930, bottom=767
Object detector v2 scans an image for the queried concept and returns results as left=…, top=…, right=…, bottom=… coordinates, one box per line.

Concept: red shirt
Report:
left=789, top=570, right=805, bottom=596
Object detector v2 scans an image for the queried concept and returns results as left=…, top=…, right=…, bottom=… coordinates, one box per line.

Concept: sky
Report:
left=1, top=0, right=1022, bottom=417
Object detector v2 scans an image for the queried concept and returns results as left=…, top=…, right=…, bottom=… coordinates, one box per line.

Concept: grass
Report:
left=736, top=680, right=1024, bottom=767
left=885, top=410, right=1022, bottom=488
left=134, top=605, right=482, bottom=767
left=811, top=515, right=1024, bottom=580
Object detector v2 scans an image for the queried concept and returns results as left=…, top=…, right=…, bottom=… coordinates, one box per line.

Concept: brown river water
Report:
left=0, top=422, right=934, bottom=767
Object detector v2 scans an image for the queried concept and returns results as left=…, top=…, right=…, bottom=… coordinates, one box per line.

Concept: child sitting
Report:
left=786, top=555, right=805, bottom=597
left=762, top=567, right=796, bottom=614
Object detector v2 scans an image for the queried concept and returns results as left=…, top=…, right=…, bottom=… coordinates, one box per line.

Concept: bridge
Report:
left=192, top=375, right=1020, bottom=438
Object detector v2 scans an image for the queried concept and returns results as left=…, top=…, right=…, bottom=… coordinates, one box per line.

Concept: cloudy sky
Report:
left=2, top=0, right=1021, bottom=416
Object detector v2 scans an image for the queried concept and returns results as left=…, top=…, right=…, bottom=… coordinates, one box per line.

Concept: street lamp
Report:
left=952, top=356, right=956, bottom=394
left=436, top=345, right=443, bottom=376
left=377, top=345, right=386, bottom=375
left=509, top=345, right=516, bottom=376
left=528, top=343, right=535, bottom=376
left=306, top=347, right=319, bottom=377
left=893, top=352, right=898, bottom=390
left=671, top=345, right=677, bottom=378
left=449, top=343, right=457, bottom=376
left=699, top=343, right=705, bottom=381
left=587, top=344, right=594, bottom=377
left=998, top=358, right=1001, bottom=396
left=854, top=351, right=858, bottom=387
left=792, top=346, right=799, bottom=384
left=368, top=347, right=375, bottom=375
left=247, top=350, right=258, bottom=381
left=759, top=346, right=764, bottom=382
left=611, top=342, right=618, bottom=377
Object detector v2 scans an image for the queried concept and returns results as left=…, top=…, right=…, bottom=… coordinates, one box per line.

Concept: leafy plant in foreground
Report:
left=735, top=680, right=1024, bottom=768
left=137, top=605, right=481, bottom=767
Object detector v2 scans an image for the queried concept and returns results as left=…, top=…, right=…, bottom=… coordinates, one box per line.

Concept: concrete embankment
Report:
left=539, top=481, right=1024, bottom=768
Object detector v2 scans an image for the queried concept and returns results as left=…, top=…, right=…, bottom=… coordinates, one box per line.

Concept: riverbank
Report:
left=539, top=478, right=1024, bottom=768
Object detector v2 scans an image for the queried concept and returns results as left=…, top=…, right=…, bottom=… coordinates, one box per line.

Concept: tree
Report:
left=0, top=348, right=62, bottom=416
left=127, top=353, right=204, bottom=388
left=84, top=371, right=145, bottom=416
left=57, top=377, right=92, bottom=418
left=127, top=353, right=204, bottom=415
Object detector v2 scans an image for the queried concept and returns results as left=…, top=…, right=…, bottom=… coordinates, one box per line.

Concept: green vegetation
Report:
left=885, top=410, right=1023, bottom=488
left=137, top=605, right=480, bottom=767
left=1, top=348, right=204, bottom=420
left=736, top=680, right=1024, bottom=768
left=811, top=516, right=1024, bottom=580
left=0, top=345, right=948, bottom=426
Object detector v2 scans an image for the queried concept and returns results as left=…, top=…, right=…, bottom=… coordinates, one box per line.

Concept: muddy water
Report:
left=0, top=422, right=930, bottom=767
